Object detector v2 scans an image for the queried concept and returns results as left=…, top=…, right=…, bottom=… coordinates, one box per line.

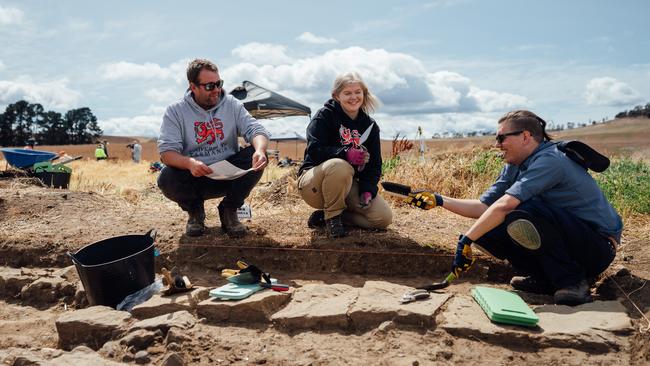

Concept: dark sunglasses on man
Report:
left=495, top=130, right=524, bottom=144
left=196, top=79, right=224, bottom=91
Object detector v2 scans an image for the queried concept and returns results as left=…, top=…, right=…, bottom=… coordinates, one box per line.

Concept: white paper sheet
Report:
left=206, top=160, right=254, bottom=180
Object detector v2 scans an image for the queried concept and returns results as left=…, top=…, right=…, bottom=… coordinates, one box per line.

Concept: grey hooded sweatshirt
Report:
left=158, top=89, right=270, bottom=166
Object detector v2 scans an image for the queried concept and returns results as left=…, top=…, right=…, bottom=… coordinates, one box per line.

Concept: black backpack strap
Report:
left=555, top=140, right=610, bottom=172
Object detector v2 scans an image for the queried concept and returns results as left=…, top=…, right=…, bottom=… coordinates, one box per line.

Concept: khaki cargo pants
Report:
left=298, top=158, right=392, bottom=229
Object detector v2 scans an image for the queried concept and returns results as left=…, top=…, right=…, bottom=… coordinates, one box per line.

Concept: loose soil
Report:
left=1, top=173, right=649, bottom=365
left=1, top=118, right=649, bottom=365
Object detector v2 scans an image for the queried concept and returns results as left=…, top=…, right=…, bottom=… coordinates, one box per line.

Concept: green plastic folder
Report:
left=471, top=286, right=539, bottom=327
left=209, top=278, right=277, bottom=301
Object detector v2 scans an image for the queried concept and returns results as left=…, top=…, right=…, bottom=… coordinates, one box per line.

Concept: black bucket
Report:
left=68, top=230, right=157, bottom=308
left=36, top=171, right=71, bottom=189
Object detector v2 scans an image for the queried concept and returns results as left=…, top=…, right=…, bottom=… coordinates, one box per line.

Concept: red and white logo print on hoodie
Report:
left=194, top=118, right=225, bottom=145
left=339, top=124, right=360, bottom=148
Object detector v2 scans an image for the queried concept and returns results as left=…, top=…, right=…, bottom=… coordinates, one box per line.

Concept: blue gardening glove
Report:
left=452, top=235, right=475, bottom=278
left=359, top=192, right=372, bottom=209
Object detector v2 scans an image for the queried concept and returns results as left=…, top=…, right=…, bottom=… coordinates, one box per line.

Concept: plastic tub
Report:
left=36, top=171, right=71, bottom=189
left=68, top=230, right=157, bottom=308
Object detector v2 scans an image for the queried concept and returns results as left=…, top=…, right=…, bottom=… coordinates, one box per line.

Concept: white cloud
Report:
left=297, top=32, right=338, bottom=45
left=145, top=87, right=180, bottom=104
left=223, top=46, right=530, bottom=118
left=0, top=6, right=24, bottom=26
left=99, top=114, right=163, bottom=137
left=584, top=77, right=642, bottom=106
left=231, top=43, right=292, bottom=65
left=94, top=46, right=531, bottom=138
left=0, top=79, right=80, bottom=109
left=99, top=60, right=187, bottom=82
left=100, top=62, right=170, bottom=80
left=377, top=112, right=499, bottom=138
left=423, top=0, right=468, bottom=8
left=467, top=87, right=532, bottom=112
left=516, top=44, right=555, bottom=51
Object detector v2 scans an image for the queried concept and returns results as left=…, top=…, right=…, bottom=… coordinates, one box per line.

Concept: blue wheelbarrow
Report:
left=0, top=148, right=58, bottom=169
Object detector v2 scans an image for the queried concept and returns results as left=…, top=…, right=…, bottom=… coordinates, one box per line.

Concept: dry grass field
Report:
left=15, top=117, right=647, bottom=165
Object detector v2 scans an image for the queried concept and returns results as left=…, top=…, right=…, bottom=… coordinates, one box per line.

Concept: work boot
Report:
left=554, top=279, right=593, bottom=306
left=185, top=211, right=206, bottom=237
left=218, top=205, right=247, bottom=238
left=507, top=219, right=541, bottom=250
left=510, top=276, right=554, bottom=295
left=325, top=214, right=346, bottom=238
left=307, top=210, right=325, bottom=229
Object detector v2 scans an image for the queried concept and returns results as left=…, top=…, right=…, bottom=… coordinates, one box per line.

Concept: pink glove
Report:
left=359, top=192, right=372, bottom=209
left=346, top=148, right=366, bottom=166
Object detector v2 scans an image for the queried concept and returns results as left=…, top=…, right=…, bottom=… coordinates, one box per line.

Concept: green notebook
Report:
left=471, top=286, right=539, bottom=327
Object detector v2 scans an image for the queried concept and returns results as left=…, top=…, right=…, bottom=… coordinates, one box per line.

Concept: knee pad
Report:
left=505, top=209, right=561, bottom=251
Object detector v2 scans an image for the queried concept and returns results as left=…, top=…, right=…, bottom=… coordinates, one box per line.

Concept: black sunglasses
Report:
left=495, top=130, right=524, bottom=144
left=196, top=79, right=224, bottom=91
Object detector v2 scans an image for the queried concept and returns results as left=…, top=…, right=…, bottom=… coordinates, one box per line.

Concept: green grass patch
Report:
left=382, top=156, right=401, bottom=175
left=596, top=158, right=650, bottom=215
left=470, top=150, right=502, bottom=177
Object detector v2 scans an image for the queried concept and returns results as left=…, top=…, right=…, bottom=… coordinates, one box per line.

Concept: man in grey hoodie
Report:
left=157, top=59, right=270, bottom=237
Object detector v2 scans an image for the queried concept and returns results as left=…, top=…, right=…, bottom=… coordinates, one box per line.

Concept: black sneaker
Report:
left=307, top=210, right=325, bottom=229
left=510, top=276, right=555, bottom=295
left=554, top=279, right=592, bottom=306
left=325, top=214, right=346, bottom=238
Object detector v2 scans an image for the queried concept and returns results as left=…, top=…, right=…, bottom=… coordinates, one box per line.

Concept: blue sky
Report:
left=0, top=0, right=648, bottom=139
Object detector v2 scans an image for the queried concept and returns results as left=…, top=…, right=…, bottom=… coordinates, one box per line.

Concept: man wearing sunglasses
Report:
left=412, top=110, right=622, bottom=305
left=157, top=58, right=270, bottom=238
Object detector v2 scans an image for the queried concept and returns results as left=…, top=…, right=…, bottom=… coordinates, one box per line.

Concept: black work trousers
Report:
left=475, top=199, right=616, bottom=289
left=157, top=146, right=263, bottom=216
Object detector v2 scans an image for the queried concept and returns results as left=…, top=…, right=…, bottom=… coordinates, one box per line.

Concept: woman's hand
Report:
left=359, top=192, right=373, bottom=209
left=345, top=147, right=367, bottom=166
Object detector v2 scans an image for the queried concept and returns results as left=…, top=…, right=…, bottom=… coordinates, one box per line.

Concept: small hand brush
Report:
left=380, top=181, right=413, bottom=198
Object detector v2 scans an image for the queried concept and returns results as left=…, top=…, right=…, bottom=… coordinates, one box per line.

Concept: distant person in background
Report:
left=129, top=140, right=142, bottom=163
left=410, top=110, right=622, bottom=305
left=298, top=72, right=392, bottom=238
left=157, top=58, right=270, bottom=237
left=101, top=140, right=109, bottom=158
left=95, top=144, right=107, bottom=161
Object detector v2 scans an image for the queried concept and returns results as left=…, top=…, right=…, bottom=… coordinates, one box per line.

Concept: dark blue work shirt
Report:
left=479, top=141, right=623, bottom=242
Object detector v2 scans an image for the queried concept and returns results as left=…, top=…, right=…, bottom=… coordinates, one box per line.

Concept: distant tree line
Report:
left=0, top=100, right=103, bottom=147
left=615, top=102, right=650, bottom=119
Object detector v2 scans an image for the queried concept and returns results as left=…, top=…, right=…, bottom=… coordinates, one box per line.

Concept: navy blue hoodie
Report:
left=299, top=99, right=382, bottom=197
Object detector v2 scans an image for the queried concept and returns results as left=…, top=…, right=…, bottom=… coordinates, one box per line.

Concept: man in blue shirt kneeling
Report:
left=417, top=110, right=622, bottom=305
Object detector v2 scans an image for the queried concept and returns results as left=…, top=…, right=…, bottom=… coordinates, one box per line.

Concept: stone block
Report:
left=0, top=267, right=36, bottom=297
left=56, top=306, right=131, bottom=350
left=348, top=280, right=452, bottom=330
left=131, top=287, right=209, bottom=319
left=271, top=283, right=358, bottom=331
left=197, top=288, right=291, bottom=324
left=129, top=310, right=196, bottom=334
left=439, top=295, right=632, bottom=353
left=20, top=276, right=76, bottom=304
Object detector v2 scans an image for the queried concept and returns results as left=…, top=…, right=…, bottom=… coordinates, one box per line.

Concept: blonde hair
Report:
left=331, top=72, right=380, bottom=114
